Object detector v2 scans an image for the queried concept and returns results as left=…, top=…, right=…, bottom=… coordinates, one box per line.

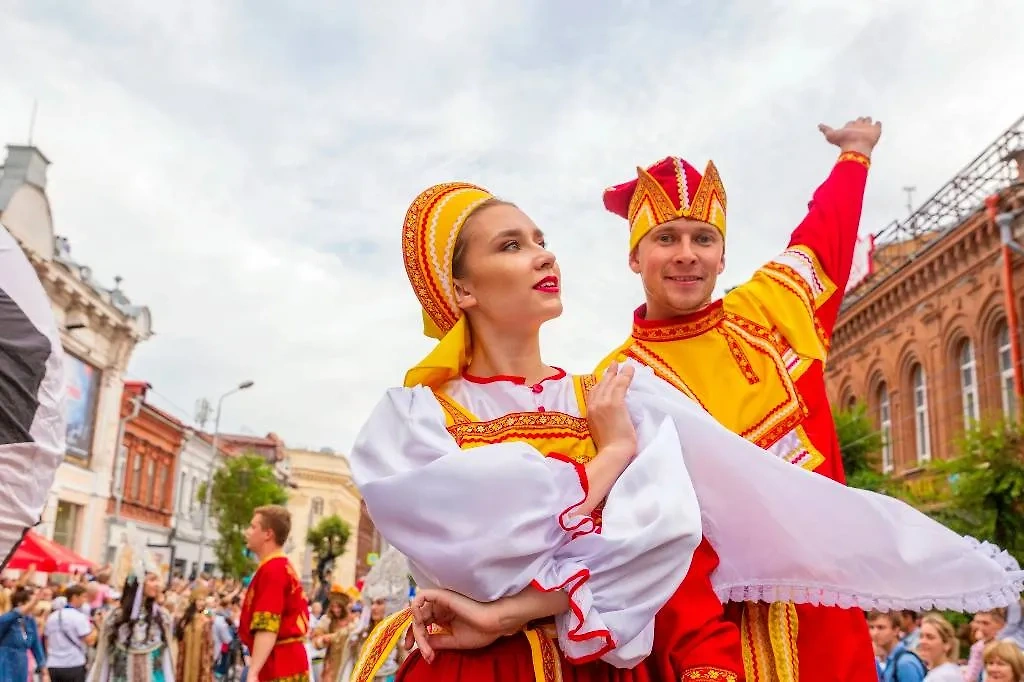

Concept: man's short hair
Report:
left=64, top=584, right=87, bottom=600
left=254, top=505, right=292, bottom=546
left=867, top=610, right=901, bottom=628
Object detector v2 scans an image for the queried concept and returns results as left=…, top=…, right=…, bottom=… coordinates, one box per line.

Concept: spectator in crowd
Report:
left=174, top=586, right=215, bottom=682
left=869, top=610, right=926, bottom=682
left=914, top=614, right=960, bottom=681
left=1000, top=600, right=1024, bottom=650
left=965, top=609, right=1008, bottom=681
left=0, top=589, right=46, bottom=682
left=43, top=585, right=96, bottom=682
left=901, top=610, right=922, bottom=651
left=983, top=640, right=1024, bottom=682
left=212, top=596, right=240, bottom=682
left=312, top=588, right=356, bottom=682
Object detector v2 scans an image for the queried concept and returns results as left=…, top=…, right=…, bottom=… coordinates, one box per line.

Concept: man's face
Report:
left=244, top=514, right=271, bottom=552
left=630, top=218, right=725, bottom=319
left=975, top=614, right=1003, bottom=642
left=869, top=616, right=901, bottom=651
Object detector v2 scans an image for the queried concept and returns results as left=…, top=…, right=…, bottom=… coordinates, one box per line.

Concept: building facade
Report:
left=169, top=432, right=223, bottom=579
left=284, top=448, right=362, bottom=590
left=105, top=381, right=185, bottom=580
left=218, top=432, right=290, bottom=484
left=0, top=144, right=152, bottom=563
left=826, top=122, right=1024, bottom=477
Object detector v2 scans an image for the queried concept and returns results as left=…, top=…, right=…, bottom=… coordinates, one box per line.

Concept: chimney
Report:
left=1, top=145, right=50, bottom=189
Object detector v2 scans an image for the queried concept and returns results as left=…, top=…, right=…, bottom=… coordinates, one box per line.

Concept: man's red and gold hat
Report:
left=603, top=156, right=727, bottom=250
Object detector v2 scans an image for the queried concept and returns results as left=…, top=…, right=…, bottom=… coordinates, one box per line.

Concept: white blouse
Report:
left=351, top=368, right=702, bottom=667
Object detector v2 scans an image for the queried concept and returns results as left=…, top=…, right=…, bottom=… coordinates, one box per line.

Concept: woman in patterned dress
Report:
left=88, top=573, right=174, bottom=682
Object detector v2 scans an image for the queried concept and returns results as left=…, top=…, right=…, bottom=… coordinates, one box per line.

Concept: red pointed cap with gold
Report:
left=603, top=156, right=727, bottom=250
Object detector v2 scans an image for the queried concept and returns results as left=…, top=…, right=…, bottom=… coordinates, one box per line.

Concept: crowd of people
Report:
left=867, top=607, right=1024, bottom=681
left=0, top=525, right=411, bottom=682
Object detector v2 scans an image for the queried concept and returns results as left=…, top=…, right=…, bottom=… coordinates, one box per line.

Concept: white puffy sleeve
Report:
left=624, top=361, right=1024, bottom=613
left=350, top=386, right=703, bottom=667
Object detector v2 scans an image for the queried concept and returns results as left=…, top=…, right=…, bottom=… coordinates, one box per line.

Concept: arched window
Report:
left=878, top=382, right=893, bottom=474
left=997, top=323, right=1017, bottom=417
left=959, top=339, right=979, bottom=427
left=911, top=364, right=931, bottom=463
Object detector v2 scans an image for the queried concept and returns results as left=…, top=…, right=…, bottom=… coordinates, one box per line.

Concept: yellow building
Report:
left=283, top=448, right=362, bottom=589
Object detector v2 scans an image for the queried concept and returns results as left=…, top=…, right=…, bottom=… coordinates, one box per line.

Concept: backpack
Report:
left=890, top=647, right=926, bottom=682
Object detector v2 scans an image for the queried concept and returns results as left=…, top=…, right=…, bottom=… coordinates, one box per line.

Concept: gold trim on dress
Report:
left=682, top=666, right=740, bottom=681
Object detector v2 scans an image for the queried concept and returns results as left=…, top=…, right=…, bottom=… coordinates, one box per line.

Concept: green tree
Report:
left=920, top=419, right=1024, bottom=564
left=307, top=515, right=352, bottom=583
left=201, top=452, right=288, bottom=578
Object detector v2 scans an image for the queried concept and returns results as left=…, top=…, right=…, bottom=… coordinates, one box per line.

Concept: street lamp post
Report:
left=195, top=380, right=254, bottom=574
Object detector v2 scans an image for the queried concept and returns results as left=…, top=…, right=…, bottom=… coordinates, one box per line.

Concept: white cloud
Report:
left=2, top=0, right=1023, bottom=450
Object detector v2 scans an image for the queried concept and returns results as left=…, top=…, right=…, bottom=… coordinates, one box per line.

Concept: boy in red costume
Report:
left=240, top=505, right=311, bottom=682
left=598, top=117, right=883, bottom=682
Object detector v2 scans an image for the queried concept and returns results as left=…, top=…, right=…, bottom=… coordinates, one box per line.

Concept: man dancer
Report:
left=240, top=505, right=312, bottom=682
left=598, top=117, right=882, bottom=681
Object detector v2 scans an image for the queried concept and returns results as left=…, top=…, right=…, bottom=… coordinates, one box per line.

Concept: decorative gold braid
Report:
left=251, top=612, right=281, bottom=633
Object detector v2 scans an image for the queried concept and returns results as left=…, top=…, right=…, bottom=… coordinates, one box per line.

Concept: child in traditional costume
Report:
left=352, top=179, right=1023, bottom=682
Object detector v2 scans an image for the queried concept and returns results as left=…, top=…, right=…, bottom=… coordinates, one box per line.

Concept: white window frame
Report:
left=998, top=323, right=1017, bottom=418
left=912, top=364, right=931, bottom=463
left=878, top=383, right=893, bottom=474
left=959, top=339, right=980, bottom=427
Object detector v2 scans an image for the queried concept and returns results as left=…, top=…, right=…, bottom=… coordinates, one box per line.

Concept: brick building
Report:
left=105, top=380, right=186, bottom=574
left=826, top=115, right=1024, bottom=476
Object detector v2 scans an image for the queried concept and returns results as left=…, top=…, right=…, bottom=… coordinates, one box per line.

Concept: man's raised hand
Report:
left=818, top=116, right=882, bottom=157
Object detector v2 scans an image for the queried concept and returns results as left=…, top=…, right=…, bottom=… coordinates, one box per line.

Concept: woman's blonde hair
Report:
left=984, top=640, right=1024, bottom=680
left=921, top=613, right=959, bottom=661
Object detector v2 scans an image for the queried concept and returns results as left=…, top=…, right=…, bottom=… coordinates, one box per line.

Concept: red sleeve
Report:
left=652, top=538, right=744, bottom=682
left=787, top=151, right=870, bottom=335
left=249, top=560, right=287, bottom=634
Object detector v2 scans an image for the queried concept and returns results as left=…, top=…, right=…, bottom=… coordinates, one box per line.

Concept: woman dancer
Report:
left=352, top=184, right=719, bottom=682
left=352, top=183, right=1024, bottom=682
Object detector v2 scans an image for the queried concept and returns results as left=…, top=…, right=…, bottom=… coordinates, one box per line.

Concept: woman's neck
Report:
left=465, top=320, right=550, bottom=384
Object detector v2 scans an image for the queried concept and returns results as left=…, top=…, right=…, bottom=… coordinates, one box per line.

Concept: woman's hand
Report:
left=586, top=362, right=637, bottom=459
left=403, top=589, right=510, bottom=664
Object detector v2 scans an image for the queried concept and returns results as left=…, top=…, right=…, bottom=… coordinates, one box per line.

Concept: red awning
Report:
left=5, top=530, right=93, bottom=574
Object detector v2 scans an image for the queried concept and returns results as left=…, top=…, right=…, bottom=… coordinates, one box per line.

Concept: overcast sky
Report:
left=2, top=1, right=1023, bottom=452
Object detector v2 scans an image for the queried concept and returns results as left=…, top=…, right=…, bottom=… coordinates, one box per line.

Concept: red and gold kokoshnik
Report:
left=402, top=182, right=494, bottom=339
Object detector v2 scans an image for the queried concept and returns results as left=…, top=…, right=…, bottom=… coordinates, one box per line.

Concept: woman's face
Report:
left=370, top=599, right=386, bottom=621
left=916, top=622, right=947, bottom=667
left=143, top=573, right=161, bottom=599
left=455, top=204, right=562, bottom=332
left=986, top=656, right=1016, bottom=682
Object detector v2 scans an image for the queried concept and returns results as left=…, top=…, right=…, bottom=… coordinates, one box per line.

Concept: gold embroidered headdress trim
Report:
left=604, top=156, right=727, bottom=250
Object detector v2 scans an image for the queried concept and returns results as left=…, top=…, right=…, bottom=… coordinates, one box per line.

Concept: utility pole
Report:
left=195, top=381, right=254, bottom=573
